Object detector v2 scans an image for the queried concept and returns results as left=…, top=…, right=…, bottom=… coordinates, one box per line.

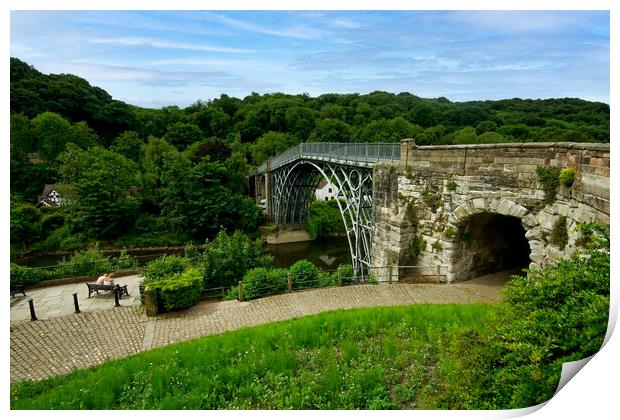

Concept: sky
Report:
left=10, top=10, right=610, bottom=108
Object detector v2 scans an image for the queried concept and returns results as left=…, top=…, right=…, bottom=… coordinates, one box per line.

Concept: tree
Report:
left=140, top=136, right=178, bottom=212
left=250, top=131, right=298, bottom=165
left=68, top=121, right=99, bottom=150
left=10, top=201, right=42, bottom=247
left=450, top=126, right=478, bottom=144
left=164, top=122, right=203, bottom=150
left=10, top=113, right=35, bottom=157
left=59, top=146, right=140, bottom=238
left=201, top=230, right=273, bottom=288
left=187, top=137, right=232, bottom=164
left=31, top=112, right=71, bottom=160
left=308, top=119, right=354, bottom=143
left=355, top=117, right=422, bottom=142
left=111, top=131, right=144, bottom=164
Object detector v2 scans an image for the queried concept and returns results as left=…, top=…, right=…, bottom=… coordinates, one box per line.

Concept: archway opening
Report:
left=454, top=213, right=530, bottom=281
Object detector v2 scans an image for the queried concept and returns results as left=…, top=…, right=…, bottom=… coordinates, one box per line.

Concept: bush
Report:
left=318, top=271, right=338, bottom=287
left=10, top=263, right=47, bottom=286
left=338, top=264, right=355, bottom=285
left=144, top=255, right=187, bottom=284
left=427, top=224, right=610, bottom=409
left=113, top=248, right=137, bottom=270
left=59, top=246, right=114, bottom=277
left=183, top=243, right=203, bottom=266
left=559, top=167, right=576, bottom=188
left=290, top=259, right=320, bottom=289
left=224, top=285, right=240, bottom=301
left=148, top=268, right=203, bottom=312
left=242, top=267, right=288, bottom=299
left=202, top=230, right=272, bottom=289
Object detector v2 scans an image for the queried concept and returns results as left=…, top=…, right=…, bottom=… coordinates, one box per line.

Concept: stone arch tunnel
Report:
left=450, top=212, right=531, bottom=280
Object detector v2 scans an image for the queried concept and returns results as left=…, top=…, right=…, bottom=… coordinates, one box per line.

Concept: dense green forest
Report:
left=9, top=57, right=610, bottom=254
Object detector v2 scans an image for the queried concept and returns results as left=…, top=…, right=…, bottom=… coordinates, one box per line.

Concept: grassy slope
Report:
left=11, top=303, right=496, bottom=409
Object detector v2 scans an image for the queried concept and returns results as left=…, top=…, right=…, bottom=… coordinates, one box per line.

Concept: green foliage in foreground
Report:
left=11, top=304, right=497, bottom=409
left=423, top=230, right=609, bottom=409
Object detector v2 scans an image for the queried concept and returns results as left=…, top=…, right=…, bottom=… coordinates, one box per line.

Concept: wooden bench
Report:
left=86, top=283, right=129, bottom=299
left=10, top=284, right=26, bottom=297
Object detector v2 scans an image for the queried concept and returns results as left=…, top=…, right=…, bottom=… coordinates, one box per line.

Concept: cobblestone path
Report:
left=10, top=271, right=512, bottom=383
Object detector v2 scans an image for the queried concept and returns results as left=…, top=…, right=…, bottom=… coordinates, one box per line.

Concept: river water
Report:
left=15, top=237, right=352, bottom=271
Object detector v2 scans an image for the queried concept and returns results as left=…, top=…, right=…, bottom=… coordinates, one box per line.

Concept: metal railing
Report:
left=234, top=264, right=447, bottom=301
left=256, top=142, right=401, bottom=173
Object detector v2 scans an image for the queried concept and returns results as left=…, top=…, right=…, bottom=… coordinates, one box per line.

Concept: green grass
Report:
left=11, top=303, right=497, bottom=410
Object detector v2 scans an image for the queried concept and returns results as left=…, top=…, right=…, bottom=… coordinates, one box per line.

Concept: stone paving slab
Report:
left=10, top=275, right=142, bottom=322
left=10, top=270, right=512, bottom=383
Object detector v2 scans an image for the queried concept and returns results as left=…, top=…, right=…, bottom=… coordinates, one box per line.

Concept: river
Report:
left=14, top=237, right=352, bottom=271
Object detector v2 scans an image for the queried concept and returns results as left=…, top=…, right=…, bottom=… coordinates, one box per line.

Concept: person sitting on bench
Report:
left=96, top=273, right=109, bottom=285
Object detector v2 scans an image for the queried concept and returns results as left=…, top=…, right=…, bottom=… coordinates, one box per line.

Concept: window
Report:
left=328, top=188, right=332, bottom=193
left=325, top=197, right=328, bottom=201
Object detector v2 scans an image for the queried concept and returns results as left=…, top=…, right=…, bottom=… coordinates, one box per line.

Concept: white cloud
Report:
left=89, top=37, right=254, bottom=54
left=209, top=12, right=329, bottom=40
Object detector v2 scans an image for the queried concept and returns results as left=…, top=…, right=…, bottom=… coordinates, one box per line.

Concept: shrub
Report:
left=113, top=248, right=137, bottom=270
left=242, top=267, right=288, bottom=299
left=559, top=168, right=576, bottom=188
left=144, top=255, right=187, bottom=284
left=338, top=264, right=355, bottom=285
left=202, top=230, right=272, bottom=289
left=224, top=285, right=240, bottom=301
left=549, top=216, right=568, bottom=250
left=427, top=224, right=610, bottom=409
left=148, top=268, right=203, bottom=312
left=40, top=212, right=65, bottom=235
left=318, top=271, right=338, bottom=287
left=10, top=263, right=47, bottom=286
left=446, top=180, right=457, bottom=192
left=59, top=246, right=114, bottom=277
left=183, top=243, right=203, bottom=266
left=535, top=165, right=561, bottom=204
left=290, top=259, right=320, bottom=289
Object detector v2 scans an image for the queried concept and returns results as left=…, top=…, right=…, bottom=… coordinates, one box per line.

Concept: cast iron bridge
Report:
left=253, top=142, right=401, bottom=277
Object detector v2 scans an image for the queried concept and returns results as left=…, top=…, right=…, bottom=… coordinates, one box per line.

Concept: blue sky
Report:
left=10, top=10, right=610, bottom=108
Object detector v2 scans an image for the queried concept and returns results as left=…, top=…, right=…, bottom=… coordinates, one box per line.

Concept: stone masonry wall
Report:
left=372, top=141, right=610, bottom=282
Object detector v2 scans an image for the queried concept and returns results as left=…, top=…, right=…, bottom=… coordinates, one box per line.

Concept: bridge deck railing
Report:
left=255, top=142, right=400, bottom=173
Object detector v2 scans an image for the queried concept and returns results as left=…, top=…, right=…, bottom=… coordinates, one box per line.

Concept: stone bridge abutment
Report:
left=372, top=140, right=609, bottom=283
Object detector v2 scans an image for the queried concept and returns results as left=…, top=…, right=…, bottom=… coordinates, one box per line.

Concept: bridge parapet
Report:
left=255, top=142, right=400, bottom=174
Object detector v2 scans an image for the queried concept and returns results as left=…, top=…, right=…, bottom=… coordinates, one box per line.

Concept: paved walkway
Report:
left=10, top=275, right=143, bottom=321
left=10, top=271, right=514, bottom=383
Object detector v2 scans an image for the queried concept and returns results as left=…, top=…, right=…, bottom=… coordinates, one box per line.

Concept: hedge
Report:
left=148, top=268, right=203, bottom=312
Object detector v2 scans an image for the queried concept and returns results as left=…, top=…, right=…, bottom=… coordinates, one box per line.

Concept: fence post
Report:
left=337, top=268, right=342, bottom=287
left=73, top=293, right=81, bottom=313
left=114, top=287, right=121, bottom=307
left=388, top=265, right=393, bottom=284
left=28, top=299, right=37, bottom=321
left=238, top=281, right=244, bottom=302
left=436, top=264, right=441, bottom=283
left=287, top=272, right=293, bottom=292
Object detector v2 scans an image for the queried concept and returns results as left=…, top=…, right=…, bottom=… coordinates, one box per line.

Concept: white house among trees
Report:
left=315, top=180, right=339, bottom=202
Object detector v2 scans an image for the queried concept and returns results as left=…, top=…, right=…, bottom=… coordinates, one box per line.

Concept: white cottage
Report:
left=37, top=184, right=64, bottom=207
left=315, top=180, right=339, bottom=202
